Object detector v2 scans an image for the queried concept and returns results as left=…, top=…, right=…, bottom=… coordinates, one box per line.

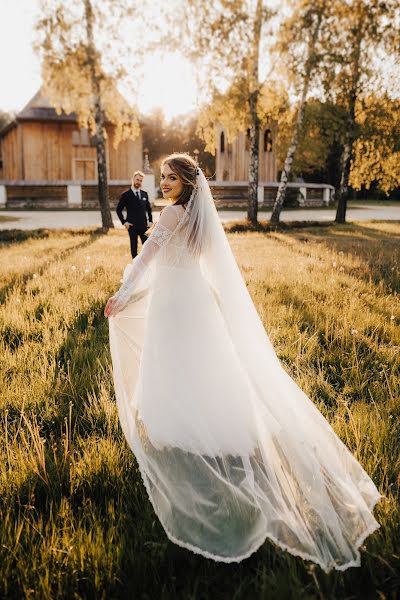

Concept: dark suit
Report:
left=116, top=188, right=153, bottom=258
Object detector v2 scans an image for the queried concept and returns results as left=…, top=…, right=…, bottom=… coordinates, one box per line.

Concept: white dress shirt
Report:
left=131, top=185, right=142, bottom=198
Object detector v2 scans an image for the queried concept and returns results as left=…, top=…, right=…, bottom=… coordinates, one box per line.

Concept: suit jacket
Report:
left=116, top=188, right=153, bottom=231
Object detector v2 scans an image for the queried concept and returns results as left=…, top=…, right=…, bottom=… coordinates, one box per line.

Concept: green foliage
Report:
left=0, top=224, right=399, bottom=598
left=350, top=95, right=400, bottom=194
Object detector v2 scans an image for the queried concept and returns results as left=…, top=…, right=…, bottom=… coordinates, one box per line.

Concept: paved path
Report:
left=0, top=205, right=399, bottom=230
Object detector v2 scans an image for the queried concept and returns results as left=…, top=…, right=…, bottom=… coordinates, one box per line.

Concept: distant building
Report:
left=0, top=89, right=143, bottom=209
left=215, top=124, right=278, bottom=182
left=212, top=124, right=334, bottom=207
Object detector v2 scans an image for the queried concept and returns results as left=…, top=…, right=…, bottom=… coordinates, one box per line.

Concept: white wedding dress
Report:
left=108, top=170, right=380, bottom=572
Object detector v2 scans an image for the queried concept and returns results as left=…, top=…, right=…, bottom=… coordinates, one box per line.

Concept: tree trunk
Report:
left=270, top=127, right=300, bottom=225
left=95, top=103, right=114, bottom=228
left=247, top=0, right=263, bottom=225
left=84, top=0, right=113, bottom=228
left=248, top=91, right=260, bottom=225
left=335, top=91, right=356, bottom=224
left=335, top=27, right=361, bottom=224
left=335, top=140, right=352, bottom=223
left=270, top=10, right=323, bottom=225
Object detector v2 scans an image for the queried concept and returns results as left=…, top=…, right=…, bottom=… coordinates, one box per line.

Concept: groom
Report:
left=116, top=171, right=153, bottom=258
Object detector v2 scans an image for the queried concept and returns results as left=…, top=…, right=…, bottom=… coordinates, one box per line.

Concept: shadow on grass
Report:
left=281, top=222, right=400, bottom=293
left=0, top=229, right=106, bottom=304
left=2, top=230, right=399, bottom=599
left=0, top=226, right=110, bottom=245
left=224, top=219, right=334, bottom=234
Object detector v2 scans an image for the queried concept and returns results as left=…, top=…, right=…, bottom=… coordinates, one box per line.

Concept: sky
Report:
left=1, top=0, right=398, bottom=120
left=0, top=0, right=199, bottom=121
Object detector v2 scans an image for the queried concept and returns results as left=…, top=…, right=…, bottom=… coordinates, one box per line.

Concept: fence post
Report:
left=323, top=186, right=330, bottom=206
left=257, top=184, right=264, bottom=206
left=67, top=184, right=82, bottom=208
left=299, top=186, right=307, bottom=206
left=0, top=185, right=6, bottom=208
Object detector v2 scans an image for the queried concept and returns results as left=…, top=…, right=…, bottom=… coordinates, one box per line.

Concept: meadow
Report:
left=0, top=221, right=399, bottom=599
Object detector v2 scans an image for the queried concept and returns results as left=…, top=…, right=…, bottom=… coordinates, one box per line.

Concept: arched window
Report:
left=245, top=128, right=250, bottom=151
left=220, top=131, right=225, bottom=153
left=264, top=129, right=273, bottom=152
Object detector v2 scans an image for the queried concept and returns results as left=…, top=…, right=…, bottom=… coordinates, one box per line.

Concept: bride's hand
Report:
left=104, top=296, right=119, bottom=318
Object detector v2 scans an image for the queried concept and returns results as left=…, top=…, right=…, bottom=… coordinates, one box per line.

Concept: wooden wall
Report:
left=215, top=126, right=278, bottom=182
left=4, top=183, right=130, bottom=209
left=0, top=127, right=21, bottom=179
left=0, top=121, right=142, bottom=181
left=108, top=129, right=142, bottom=180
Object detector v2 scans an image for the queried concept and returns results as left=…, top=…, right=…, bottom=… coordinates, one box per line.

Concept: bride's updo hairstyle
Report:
left=161, top=153, right=198, bottom=206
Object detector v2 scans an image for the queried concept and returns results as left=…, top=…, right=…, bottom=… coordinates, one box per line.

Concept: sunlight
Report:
left=138, top=51, right=198, bottom=121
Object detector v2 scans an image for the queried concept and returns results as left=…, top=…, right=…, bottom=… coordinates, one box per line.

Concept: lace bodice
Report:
left=112, top=204, right=194, bottom=311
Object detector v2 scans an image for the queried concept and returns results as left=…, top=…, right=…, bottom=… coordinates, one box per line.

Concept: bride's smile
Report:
left=160, top=163, right=184, bottom=201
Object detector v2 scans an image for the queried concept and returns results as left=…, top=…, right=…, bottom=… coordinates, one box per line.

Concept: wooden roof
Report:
left=0, top=87, right=140, bottom=137
left=0, top=89, right=77, bottom=137
left=16, top=89, right=78, bottom=122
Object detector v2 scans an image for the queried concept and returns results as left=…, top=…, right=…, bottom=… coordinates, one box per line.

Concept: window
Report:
left=264, top=129, right=273, bottom=152
left=72, top=128, right=92, bottom=146
left=245, top=128, right=250, bottom=151
left=72, top=130, right=80, bottom=146
left=80, top=128, right=89, bottom=146
left=220, top=131, right=225, bottom=153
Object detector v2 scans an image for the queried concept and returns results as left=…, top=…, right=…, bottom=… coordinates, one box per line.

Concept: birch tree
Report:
left=329, top=0, right=397, bottom=223
left=270, top=0, right=333, bottom=225
left=172, top=0, right=274, bottom=225
left=35, top=0, right=141, bottom=228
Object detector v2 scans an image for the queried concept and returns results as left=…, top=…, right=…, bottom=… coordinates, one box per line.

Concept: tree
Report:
left=270, top=0, right=334, bottom=224
left=349, top=95, right=400, bottom=195
left=273, top=99, right=347, bottom=187
left=35, top=0, right=141, bottom=228
left=171, top=0, right=274, bottom=225
left=327, top=0, right=397, bottom=223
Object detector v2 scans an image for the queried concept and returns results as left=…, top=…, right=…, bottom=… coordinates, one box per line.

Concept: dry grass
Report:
left=0, top=222, right=399, bottom=599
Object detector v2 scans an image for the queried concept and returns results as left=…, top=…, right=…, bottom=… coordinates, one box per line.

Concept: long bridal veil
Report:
left=109, top=169, right=380, bottom=572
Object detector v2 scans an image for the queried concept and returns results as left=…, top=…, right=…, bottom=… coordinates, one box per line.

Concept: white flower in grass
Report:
left=16, top=298, right=21, bottom=304
left=390, top=315, right=395, bottom=321
left=339, top=266, right=344, bottom=272
left=351, top=328, right=358, bottom=335
left=71, top=265, right=76, bottom=271
left=332, top=261, right=337, bottom=268
left=33, top=273, right=38, bottom=279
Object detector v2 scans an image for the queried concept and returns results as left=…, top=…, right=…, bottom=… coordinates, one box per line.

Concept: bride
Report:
left=104, top=153, right=380, bottom=572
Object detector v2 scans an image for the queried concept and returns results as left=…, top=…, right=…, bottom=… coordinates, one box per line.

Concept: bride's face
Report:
left=160, top=163, right=184, bottom=201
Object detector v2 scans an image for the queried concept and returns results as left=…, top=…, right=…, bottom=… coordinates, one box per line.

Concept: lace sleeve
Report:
left=110, top=205, right=180, bottom=314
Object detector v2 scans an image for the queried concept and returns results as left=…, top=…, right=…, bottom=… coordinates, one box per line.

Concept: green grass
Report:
left=0, top=222, right=399, bottom=599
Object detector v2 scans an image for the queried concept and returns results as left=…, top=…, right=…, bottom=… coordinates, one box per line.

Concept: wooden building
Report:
left=215, top=124, right=278, bottom=182
left=0, top=89, right=142, bottom=208
left=212, top=124, right=334, bottom=207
